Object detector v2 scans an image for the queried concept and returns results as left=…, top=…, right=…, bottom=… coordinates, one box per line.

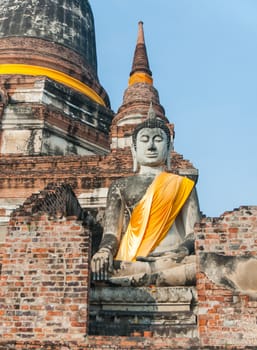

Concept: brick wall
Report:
left=0, top=150, right=195, bottom=232
left=0, top=182, right=202, bottom=349
left=1, top=189, right=257, bottom=348
left=0, top=337, right=199, bottom=350
left=0, top=186, right=91, bottom=342
left=0, top=150, right=194, bottom=193
left=196, top=206, right=257, bottom=347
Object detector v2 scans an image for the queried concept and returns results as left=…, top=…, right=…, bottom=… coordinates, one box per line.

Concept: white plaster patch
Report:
left=1, top=130, right=37, bottom=154
left=110, top=136, right=132, bottom=150
left=42, top=131, right=98, bottom=156
left=11, top=85, right=44, bottom=103
left=117, top=114, right=143, bottom=126
left=0, top=223, right=8, bottom=243
left=78, top=188, right=108, bottom=208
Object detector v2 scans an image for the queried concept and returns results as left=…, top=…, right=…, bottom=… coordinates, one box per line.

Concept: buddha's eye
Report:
left=139, top=135, right=149, bottom=142
left=154, top=136, right=163, bottom=142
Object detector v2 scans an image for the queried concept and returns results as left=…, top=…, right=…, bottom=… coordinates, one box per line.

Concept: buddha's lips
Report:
left=145, top=153, right=158, bottom=157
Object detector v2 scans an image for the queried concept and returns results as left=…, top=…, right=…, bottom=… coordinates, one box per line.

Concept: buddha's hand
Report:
left=136, top=246, right=189, bottom=263
left=162, top=246, right=190, bottom=262
left=91, top=247, right=113, bottom=281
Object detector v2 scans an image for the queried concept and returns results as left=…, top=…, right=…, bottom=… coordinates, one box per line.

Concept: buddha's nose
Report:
left=148, top=140, right=156, bottom=151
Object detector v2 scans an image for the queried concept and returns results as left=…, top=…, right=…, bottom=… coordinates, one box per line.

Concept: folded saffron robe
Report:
left=115, top=172, right=194, bottom=262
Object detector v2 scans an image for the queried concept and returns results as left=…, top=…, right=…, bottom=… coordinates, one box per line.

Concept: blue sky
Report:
left=90, top=0, right=257, bottom=218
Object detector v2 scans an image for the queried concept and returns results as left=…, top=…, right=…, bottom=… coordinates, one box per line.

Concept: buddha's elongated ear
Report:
left=131, top=145, right=139, bottom=173
left=166, top=141, right=174, bottom=171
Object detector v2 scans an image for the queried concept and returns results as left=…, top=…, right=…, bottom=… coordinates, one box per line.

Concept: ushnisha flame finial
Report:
left=147, top=101, right=156, bottom=121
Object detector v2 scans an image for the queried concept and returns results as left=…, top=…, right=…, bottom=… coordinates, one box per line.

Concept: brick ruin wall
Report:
left=0, top=181, right=257, bottom=348
left=0, top=151, right=194, bottom=245
left=196, top=206, right=257, bottom=348
left=0, top=184, right=200, bottom=350
left=0, top=184, right=91, bottom=343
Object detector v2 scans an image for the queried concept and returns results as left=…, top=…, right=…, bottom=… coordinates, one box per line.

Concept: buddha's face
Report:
left=135, top=127, right=169, bottom=167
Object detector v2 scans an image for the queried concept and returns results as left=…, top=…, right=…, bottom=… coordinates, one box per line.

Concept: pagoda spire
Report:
left=129, top=21, right=153, bottom=86
left=110, top=21, right=171, bottom=150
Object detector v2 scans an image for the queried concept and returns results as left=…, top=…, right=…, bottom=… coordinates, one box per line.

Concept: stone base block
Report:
left=89, top=286, right=198, bottom=337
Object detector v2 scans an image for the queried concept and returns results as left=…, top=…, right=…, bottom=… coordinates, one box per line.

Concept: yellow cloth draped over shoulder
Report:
left=115, top=172, right=194, bottom=262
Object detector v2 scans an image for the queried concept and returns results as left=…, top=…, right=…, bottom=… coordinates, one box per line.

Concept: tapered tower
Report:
left=110, top=21, right=172, bottom=150
left=110, top=21, right=197, bottom=182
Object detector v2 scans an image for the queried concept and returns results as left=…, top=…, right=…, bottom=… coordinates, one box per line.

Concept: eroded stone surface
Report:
left=89, top=286, right=198, bottom=337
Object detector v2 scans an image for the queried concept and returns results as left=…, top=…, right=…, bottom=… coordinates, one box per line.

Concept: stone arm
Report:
left=178, top=187, right=201, bottom=254
left=91, top=181, right=125, bottom=280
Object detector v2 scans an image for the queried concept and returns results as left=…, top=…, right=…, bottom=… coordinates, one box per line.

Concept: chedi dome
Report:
left=0, top=0, right=110, bottom=106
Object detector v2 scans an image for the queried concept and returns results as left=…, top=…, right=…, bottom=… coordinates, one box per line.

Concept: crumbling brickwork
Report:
left=196, top=206, right=257, bottom=347
left=0, top=149, right=195, bottom=227
left=1, top=187, right=257, bottom=349
left=0, top=337, right=200, bottom=350
left=0, top=185, right=91, bottom=342
left=0, top=183, right=201, bottom=349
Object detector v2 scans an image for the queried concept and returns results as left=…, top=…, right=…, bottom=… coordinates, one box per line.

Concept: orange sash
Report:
left=115, top=172, right=194, bottom=262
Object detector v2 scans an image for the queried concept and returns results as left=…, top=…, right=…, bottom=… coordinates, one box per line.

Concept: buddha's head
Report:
left=132, top=104, right=172, bottom=171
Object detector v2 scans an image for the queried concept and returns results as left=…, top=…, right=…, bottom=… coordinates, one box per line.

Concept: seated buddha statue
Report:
left=91, top=105, right=201, bottom=286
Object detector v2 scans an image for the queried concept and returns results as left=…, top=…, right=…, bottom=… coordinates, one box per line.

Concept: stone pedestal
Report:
left=89, top=286, right=198, bottom=337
